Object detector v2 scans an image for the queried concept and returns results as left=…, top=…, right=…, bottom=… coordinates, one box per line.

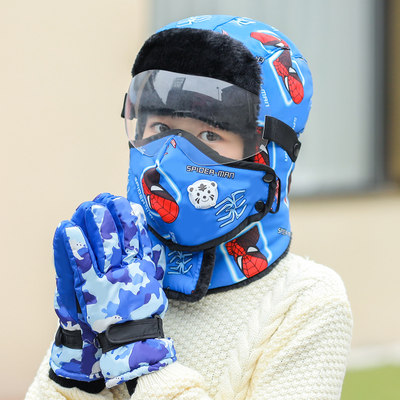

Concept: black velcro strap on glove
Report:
left=263, top=116, right=301, bottom=162
left=55, top=326, right=83, bottom=349
left=96, top=316, right=164, bottom=353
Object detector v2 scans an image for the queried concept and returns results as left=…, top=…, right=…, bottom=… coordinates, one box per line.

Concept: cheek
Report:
left=229, top=147, right=245, bottom=160
left=215, top=142, right=244, bottom=159
left=142, top=129, right=151, bottom=139
left=228, top=137, right=245, bottom=159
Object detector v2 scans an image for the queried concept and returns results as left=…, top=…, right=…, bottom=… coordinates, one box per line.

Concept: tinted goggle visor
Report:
left=123, top=70, right=266, bottom=164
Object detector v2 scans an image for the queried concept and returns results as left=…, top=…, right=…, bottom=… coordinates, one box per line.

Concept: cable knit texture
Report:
left=25, top=253, right=353, bottom=400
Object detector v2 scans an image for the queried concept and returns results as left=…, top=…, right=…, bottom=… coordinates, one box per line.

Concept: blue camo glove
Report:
left=50, top=226, right=102, bottom=382
left=56, top=194, right=176, bottom=388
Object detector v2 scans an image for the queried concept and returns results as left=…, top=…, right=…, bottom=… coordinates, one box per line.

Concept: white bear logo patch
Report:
left=187, top=180, right=218, bottom=209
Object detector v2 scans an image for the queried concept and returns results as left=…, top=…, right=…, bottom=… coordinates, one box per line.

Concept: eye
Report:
left=198, top=131, right=222, bottom=142
left=150, top=122, right=170, bottom=134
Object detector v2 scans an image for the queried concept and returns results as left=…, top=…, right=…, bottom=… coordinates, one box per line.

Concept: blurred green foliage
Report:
left=341, top=366, right=400, bottom=400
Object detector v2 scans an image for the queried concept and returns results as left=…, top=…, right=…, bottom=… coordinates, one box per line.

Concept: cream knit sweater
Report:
left=26, top=253, right=353, bottom=400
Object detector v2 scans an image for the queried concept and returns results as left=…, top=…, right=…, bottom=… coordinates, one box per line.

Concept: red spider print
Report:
left=250, top=31, right=304, bottom=104
left=142, top=168, right=179, bottom=223
left=254, top=150, right=269, bottom=166
left=225, top=226, right=268, bottom=278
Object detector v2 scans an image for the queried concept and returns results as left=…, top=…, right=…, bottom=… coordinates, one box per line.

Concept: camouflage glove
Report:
left=55, top=194, right=176, bottom=388
left=49, top=225, right=102, bottom=384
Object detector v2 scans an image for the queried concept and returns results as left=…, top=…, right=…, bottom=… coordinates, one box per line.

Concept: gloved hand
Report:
left=55, top=193, right=176, bottom=388
left=49, top=224, right=103, bottom=385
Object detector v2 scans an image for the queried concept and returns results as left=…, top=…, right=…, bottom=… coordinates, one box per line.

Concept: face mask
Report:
left=127, top=130, right=279, bottom=252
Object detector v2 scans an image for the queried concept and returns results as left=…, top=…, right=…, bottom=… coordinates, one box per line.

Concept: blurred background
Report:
left=1, top=1, right=399, bottom=399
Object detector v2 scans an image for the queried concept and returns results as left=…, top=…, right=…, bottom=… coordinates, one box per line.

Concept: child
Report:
left=26, top=15, right=352, bottom=400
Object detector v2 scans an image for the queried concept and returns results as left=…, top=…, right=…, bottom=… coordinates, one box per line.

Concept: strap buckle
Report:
left=262, top=116, right=301, bottom=162
left=54, top=325, right=83, bottom=349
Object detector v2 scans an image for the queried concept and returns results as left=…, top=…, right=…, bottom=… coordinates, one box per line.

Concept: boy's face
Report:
left=142, top=115, right=244, bottom=160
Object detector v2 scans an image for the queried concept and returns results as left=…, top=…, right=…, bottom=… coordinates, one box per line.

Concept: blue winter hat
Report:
left=133, top=15, right=313, bottom=136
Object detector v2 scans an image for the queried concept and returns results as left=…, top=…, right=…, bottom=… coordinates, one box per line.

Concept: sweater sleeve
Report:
left=248, top=286, right=353, bottom=399
left=132, top=263, right=352, bottom=400
left=131, top=362, right=211, bottom=400
left=25, top=349, right=210, bottom=400
left=24, top=349, right=114, bottom=400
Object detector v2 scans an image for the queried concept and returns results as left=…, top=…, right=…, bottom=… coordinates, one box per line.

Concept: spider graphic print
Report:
left=167, top=251, right=193, bottom=275
left=225, top=226, right=268, bottom=278
left=250, top=31, right=304, bottom=104
left=214, top=190, right=247, bottom=228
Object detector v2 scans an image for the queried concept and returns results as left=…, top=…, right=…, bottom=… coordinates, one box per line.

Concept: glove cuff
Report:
left=49, top=368, right=106, bottom=394
left=50, top=331, right=102, bottom=382
left=126, top=378, right=138, bottom=396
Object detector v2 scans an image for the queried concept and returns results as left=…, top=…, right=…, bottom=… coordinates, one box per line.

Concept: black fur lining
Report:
left=132, top=28, right=261, bottom=95
left=165, top=247, right=216, bottom=302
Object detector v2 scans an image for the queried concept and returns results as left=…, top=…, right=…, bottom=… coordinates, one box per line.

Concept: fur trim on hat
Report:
left=132, top=28, right=261, bottom=95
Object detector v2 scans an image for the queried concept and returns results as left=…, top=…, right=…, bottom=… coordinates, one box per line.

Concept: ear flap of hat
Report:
left=132, top=28, right=261, bottom=95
